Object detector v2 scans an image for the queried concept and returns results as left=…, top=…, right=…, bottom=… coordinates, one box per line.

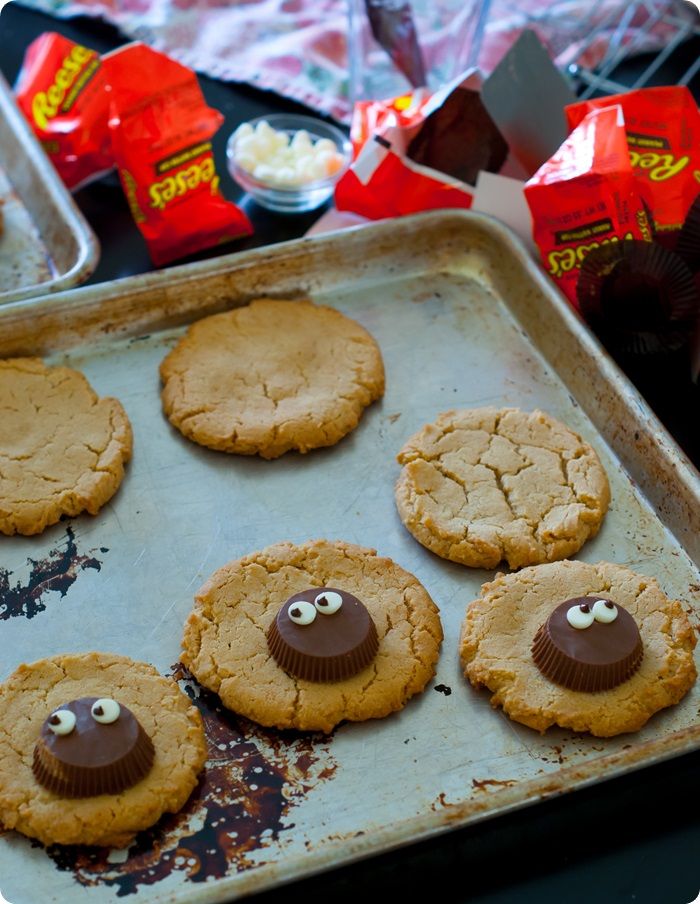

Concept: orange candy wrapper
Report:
left=524, top=106, right=652, bottom=307
left=15, top=32, right=113, bottom=190
left=102, top=44, right=252, bottom=267
left=566, top=86, right=700, bottom=236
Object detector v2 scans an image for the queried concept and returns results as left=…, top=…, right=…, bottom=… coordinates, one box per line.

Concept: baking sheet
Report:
left=0, top=72, right=99, bottom=306
left=0, top=211, right=698, bottom=904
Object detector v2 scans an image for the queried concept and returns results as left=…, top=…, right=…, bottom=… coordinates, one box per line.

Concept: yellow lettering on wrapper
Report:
left=31, top=44, right=97, bottom=131
left=148, top=157, right=217, bottom=210
left=628, top=150, right=690, bottom=182
left=547, top=233, right=636, bottom=279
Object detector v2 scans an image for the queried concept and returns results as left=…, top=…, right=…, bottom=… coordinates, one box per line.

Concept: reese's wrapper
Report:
left=524, top=106, right=652, bottom=307
left=336, top=70, right=506, bottom=220
left=102, top=43, right=252, bottom=267
left=566, top=87, right=700, bottom=237
left=15, top=32, right=113, bottom=190
left=576, top=239, right=698, bottom=355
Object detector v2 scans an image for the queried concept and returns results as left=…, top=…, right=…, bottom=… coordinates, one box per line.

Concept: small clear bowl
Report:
left=226, top=113, right=352, bottom=214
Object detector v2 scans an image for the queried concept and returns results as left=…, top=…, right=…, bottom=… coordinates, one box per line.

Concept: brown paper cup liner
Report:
left=33, top=727, right=154, bottom=798
left=267, top=619, right=378, bottom=683
left=577, top=239, right=699, bottom=354
left=531, top=624, right=643, bottom=693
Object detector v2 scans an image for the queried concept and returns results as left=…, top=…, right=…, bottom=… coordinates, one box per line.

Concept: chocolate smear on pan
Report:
left=406, top=86, right=508, bottom=187
left=43, top=664, right=337, bottom=895
left=577, top=239, right=699, bottom=354
left=0, top=526, right=105, bottom=621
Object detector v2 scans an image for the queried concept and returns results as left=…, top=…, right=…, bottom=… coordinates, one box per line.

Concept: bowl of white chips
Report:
left=226, top=114, right=352, bottom=213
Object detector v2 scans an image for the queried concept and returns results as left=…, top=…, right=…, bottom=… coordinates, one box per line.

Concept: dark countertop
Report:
left=1, top=4, right=698, bottom=904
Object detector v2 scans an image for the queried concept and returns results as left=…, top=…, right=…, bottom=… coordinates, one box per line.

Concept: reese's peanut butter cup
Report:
left=532, top=597, right=643, bottom=693
left=32, top=697, right=154, bottom=797
left=267, top=588, right=379, bottom=682
left=577, top=239, right=698, bottom=354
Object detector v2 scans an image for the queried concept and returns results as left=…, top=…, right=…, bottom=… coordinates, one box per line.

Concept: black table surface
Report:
left=1, top=4, right=699, bottom=904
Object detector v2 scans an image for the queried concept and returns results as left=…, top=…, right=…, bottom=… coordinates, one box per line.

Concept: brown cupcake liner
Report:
left=33, top=728, right=154, bottom=798
left=532, top=623, right=643, bottom=693
left=577, top=239, right=699, bottom=354
left=267, top=618, right=378, bottom=683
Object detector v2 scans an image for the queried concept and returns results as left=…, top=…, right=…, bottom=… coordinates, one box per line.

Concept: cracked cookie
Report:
left=0, top=358, right=132, bottom=536
left=395, top=407, right=610, bottom=570
left=159, top=298, right=385, bottom=459
left=460, top=560, right=697, bottom=736
left=0, top=652, right=207, bottom=847
left=181, top=539, right=443, bottom=732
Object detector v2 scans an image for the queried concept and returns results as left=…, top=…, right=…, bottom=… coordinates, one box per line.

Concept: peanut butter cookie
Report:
left=395, top=407, right=610, bottom=570
left=181, top=539, right=443, bottom=732
left=460, top=560, right=697, bottom=736
left=0, top=358, right=132, bottom=536
left=0, top=652, right=207, bottom=847
left=159, top=298, right=385, bottom=459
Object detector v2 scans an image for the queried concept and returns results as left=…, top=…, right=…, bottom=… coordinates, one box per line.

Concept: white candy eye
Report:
left=91, top=698, right=121, bottom=724
left=566, top=602, right=595, bottom=629
left=288, top=600, right=317, bottom=625
left=315, top=591, right=343, bottom=615
left=592, top=599, right=618, bottom=623
left=48, top=709, right=76, bottom=735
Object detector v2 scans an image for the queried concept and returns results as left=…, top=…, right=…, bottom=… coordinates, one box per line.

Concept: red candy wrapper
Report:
left=336, top=71, right=508, bottom=220
left=102, top=43, right=252, bottom=267
left=15, top=32, right=113, bottom=190
left=524, top=106, right=652, bottom=307
left=566, top=87, right=700, bottom=236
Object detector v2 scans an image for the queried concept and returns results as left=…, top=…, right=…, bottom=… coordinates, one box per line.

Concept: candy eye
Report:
left=315, top=591, right=343, bottom=614
left=91, top=698, right=121, bottom=724
left=48, top=709, right=76, bottom=735
left=566, top=602, right=595, bottom=630
left=592, top=599, right=618, bottom=623
left=288, top=600, right=317, bottom=625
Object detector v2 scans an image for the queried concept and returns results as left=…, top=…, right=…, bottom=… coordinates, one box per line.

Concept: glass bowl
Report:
left=226, top=114, right=352, bottom=214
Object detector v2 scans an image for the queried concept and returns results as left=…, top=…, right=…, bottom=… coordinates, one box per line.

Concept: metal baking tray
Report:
left=0, top=211, right=698, bottom=904
left=0, top=72, right=99, bottom=306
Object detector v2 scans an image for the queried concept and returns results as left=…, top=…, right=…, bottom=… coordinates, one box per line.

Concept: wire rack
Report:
left=492, top=0, right=700, bottom=96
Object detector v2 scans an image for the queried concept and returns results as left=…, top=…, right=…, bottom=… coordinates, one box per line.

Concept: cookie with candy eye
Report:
left=181, top=539, right=443, bottom=732
left=0, top=652, right=207, bottom=848
left=159, top=298, right=385, bottom=459
left=459, top=560, right=696, bottom=737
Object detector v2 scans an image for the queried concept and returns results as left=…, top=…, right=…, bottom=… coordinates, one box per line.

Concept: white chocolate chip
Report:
left=592, top=599, right=618, bottom=623
left=232, top=120, right=346, bottom=189
left=566, top=603, right=595, bottom=629
left=91, top=698, right=121, bottom=724
left=315, top=590, right=343, bottom=614
left=48, top=709, right=76, bottom=735
left=288, top=599, right=317, bottom=625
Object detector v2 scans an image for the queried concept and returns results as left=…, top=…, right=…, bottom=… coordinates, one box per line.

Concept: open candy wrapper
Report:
left=15, top=32, right=113, bottom=191
left=524, top=105, right=652, bottom=308
left=525, top=87, right=700, bottom=375
left=335, top=70, right=512, bottom=219
left=15, top=33, right=252, bottom=266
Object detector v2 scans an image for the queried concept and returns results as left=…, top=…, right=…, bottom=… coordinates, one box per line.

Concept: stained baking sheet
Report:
left=0, top=72, right=99, bottom=306
left=0, top=211, right=698, bottom=904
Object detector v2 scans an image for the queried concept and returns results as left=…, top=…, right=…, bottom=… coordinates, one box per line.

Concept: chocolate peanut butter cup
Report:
left=532, top=597, right=643, bottom=692
left=267, top=587, right=379, bottom=682
left=33, top=697, right=154, bottom=797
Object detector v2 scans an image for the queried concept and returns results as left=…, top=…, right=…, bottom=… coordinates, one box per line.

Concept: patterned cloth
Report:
left=15, top=0, right=692, bottom=122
